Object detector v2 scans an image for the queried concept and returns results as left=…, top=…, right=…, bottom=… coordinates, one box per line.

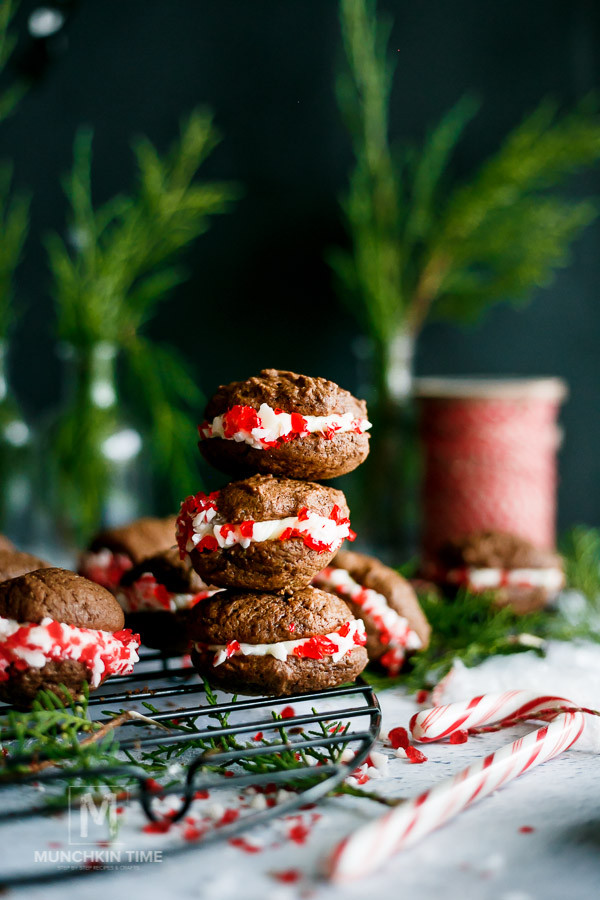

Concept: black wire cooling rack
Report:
left=0, top=649, right=381, bottom=888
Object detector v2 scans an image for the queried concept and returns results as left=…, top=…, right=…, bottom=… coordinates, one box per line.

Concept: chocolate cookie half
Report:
left=118, top=548, right=221, bottom=654
left=177, top=474, right=355, bottom=591
left=0, top=550, right=50, bottom=582
left=198, top=369, right=371, bottom=480
left=313, top=550, right=431, bottom=675
left=188, top=587, right=368, bottom=696
left=79, top=515, right=177, bottom=593
left=424, top=530, right=565, bottom=614
left=0, top=568, right=140, bottom=707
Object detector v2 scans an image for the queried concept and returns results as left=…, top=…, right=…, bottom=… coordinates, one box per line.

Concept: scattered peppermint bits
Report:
left=287, top=820, right=311, bottom=844
left=450, top=730, right=469, bottom=744
left=519, top=825, right=535, bottom=834
left=229, top=836, right=262, bottom=853
left=272, top=869, right=302, bottom=884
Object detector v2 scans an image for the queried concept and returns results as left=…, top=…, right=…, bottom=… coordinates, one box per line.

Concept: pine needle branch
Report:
left=334, top=0, right=600, bottom=367
left=48, top=111, right=238, bottom=535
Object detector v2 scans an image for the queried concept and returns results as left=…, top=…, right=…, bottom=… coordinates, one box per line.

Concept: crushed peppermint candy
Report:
left=195, top=619, right=367, bottom=667
left=198, top=402, right=371, bottom=450
left=388, top=726, right=410, bottom=750
left=313, top=566, right=422, bottom=674
left=79, top=549, right=133, bottom=592
left=117, top=572, right=220, bottom=614
left=0, top=616, right=140, bottom=687
left=176, top=492, right=355, bottom=559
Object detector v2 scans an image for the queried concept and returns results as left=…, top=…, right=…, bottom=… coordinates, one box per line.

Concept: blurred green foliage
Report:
left=0, top=0, right=28, bottom=339
left=333, top=0, right=600, bottom=400
left=47, top=113, right=237, bottom=536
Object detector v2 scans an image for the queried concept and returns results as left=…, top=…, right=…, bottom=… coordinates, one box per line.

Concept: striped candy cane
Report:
left=327, top=697, right=585, bottom=883
left=410, top=690, right=574, bottom=742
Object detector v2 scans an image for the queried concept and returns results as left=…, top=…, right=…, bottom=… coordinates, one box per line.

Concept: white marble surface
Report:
left=2, top=649, right=600, bottom=900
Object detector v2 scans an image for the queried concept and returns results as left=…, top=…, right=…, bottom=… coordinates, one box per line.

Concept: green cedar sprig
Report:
left=47, top=113, right=237, bottom=532
left=363, top=588, right=545, bottom=694
left=333, top=0, right=600, bottom=400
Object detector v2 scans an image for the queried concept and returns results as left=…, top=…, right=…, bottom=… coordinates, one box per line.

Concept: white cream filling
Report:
left=456, top=567, right=565, bottom=592
left=313, top=567, right=422, bottom=651
left=186, top=505, right=352, bottom=554
left=0, top=616, right=139, bottom=687
left=200, top=402, right=371, bottom=450
left=197, top=619, right=366, bottom=666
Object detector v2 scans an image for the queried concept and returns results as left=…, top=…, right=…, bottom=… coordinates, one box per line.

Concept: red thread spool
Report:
left=415, top=378, right=567, bottom=557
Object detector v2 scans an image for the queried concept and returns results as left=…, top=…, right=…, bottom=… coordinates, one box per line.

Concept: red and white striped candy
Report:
left=411, top=690, right=573, bottom=742
left=327, top=696, right=585, bottom=883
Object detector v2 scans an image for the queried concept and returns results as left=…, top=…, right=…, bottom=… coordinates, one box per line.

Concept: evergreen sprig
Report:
left=333, top=0, right=600, bottom=397
left=364, top=588, right=545, bottom=694
left=47, top=113, right=237, bottom=534
left=1, top=681, right=392, bottom=809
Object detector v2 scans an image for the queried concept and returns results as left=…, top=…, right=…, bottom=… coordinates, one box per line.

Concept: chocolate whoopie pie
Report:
left=0, top=550, right=50, bottom=582
left=79, top=515, right=177, bottom=593
left=425, top=530, right=565, bottom=614
left=188, top=586, right=368, bottom=696
left=118, top=548, right=221, bottom=654
left=198, top=369, right=371, bottom=481
left=177, top=474, right=355, bottom=591
left=0, top=568, right=140, bottom=707
left=313, top=550, right=431, bottom=675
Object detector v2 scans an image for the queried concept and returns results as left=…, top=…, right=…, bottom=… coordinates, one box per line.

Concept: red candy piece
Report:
left=222, top=405, right=260, bottom=438
left=280, top=706, right=295, bottom=718
left=290, top=412, right=308, bottom=434
left=217, top=808, right=239, bottom=826
left=449, top=730, right=469, bottom=744
left=197, top=535, right=219, bottom=553
left=388, top=727, right=410, bottom=750
left=406, top=746, right=428, bottom=764
left=239, top=520, right=254, bottom=538
left=272, top=870, right=301, bottom=884
left=225, top=641, right=241, bottom=659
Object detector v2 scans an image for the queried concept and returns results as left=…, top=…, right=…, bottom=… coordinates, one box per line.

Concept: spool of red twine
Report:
left=415, top=378, right=567, bottom=556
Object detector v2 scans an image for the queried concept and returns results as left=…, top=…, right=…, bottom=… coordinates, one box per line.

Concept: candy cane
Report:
left=410, top=690, right=574, bottom=742
left=327, top=698, right=585, bottom=883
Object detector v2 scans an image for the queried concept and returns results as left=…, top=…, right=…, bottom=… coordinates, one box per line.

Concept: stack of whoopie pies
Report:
left=177, top=369, right=430, bottom=695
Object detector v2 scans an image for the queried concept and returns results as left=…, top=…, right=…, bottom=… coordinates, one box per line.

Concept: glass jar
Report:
left=0, top=341, right=35, bottom=547
left=38, top=342, right=151, bottom=562
left=345, top=327, right=420, bottom=563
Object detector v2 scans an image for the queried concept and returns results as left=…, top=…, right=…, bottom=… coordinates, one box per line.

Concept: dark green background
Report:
left=2, top=0, right=600, bottom=529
